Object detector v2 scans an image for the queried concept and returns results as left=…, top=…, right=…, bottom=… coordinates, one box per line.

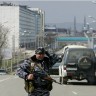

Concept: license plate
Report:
left=67, top=68, right=77, bottom=70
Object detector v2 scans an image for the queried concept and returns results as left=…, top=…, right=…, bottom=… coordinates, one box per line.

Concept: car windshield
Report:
left=53, top=63, right=60, bottom=67
left=0, top=69, right=6, bottom=72
left=66, top=49, right=95, bottom=63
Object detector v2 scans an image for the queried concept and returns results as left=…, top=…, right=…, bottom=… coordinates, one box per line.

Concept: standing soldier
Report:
left=17, top=47, right=53, bottom=96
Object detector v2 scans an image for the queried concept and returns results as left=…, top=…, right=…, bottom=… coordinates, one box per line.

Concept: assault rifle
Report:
left=24, top=62, right=61, bottom=93
left=33, top=63, right=61, bottom=85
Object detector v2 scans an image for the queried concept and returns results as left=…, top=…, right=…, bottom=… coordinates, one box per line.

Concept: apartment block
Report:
left=0, top=3, right=45, bottom=53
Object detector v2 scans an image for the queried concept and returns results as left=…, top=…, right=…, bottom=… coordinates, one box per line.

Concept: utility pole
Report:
left=11, top=59, right=12, bottom=73
left=12, top=35, right=15, bottom=62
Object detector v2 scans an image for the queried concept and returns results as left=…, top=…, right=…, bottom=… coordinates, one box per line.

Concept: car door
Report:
left=59, top=49, right=68, bottom=77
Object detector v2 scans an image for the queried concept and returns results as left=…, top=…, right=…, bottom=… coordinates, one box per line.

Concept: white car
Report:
left=0, top=69, right=7, bottom=75
left=59, top=45, right=96, bottom=85
left=62, top=45, right=86, bottom=54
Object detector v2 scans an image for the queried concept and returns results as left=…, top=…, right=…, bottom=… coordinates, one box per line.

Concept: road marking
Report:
left=72, top=91, right=78, bottom=95
left=0, top=77, right=11, bottom=83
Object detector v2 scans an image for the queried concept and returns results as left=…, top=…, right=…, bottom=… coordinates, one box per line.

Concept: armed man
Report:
left=17, top=47, right=55, bottom=96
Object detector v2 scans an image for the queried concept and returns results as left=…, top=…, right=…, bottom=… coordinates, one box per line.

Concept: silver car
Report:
left=0, top=69, right=7, bottom=75
left=59, top=45, right=96, bottom=85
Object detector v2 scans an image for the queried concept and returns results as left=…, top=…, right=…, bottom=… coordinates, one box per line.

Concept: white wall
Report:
left=0, top=6, right=19, bottom=51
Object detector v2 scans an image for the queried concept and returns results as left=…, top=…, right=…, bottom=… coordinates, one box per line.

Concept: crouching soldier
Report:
left=17, top=47, right=53, bottom=96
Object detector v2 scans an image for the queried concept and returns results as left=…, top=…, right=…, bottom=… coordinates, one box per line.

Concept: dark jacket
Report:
left=17, top=55, right=52, bottom=89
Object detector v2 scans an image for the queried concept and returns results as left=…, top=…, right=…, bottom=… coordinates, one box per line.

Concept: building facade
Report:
left=0, top=4, right=45, bottom=53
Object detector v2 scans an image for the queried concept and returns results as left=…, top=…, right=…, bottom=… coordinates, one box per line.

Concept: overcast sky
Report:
left=1, top=0, right=96, bottom=24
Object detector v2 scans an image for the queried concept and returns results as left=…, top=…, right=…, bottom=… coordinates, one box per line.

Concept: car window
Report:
left=53, top=63, right=60, bottom=67
left=0, top=69, right=6, bottom=72
left=61, top=49, right=68, bottom=65
left=66, top=49, right=95, bottom=63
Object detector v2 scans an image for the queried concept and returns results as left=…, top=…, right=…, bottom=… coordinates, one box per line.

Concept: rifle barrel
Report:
left=52, top=79, right=61, bottom=84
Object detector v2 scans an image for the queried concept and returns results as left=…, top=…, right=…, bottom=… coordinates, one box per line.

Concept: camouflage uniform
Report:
left=17, top=54, right=52, bottom=96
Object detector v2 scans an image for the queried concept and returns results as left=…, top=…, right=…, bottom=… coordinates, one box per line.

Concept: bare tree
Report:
left=0, top=24, right=9, bottom=68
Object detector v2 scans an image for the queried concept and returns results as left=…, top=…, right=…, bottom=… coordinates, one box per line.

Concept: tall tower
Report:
left=74, top=16, right=77, bottom=36
left=83, top=16, right=87, bottom=31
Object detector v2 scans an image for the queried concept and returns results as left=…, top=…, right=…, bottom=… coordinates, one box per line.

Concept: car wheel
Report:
left=59, top=77, right=62, bottom=84
left=78, top=56, right=92, bottom=70
left=59, top=77, right=68, bottom=84
left=87, top=76, right=95, bottom=85
left=63, top=77, right=68, bottom=84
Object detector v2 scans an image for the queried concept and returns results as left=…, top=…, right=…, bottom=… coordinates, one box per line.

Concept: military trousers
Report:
left=28, top=88, right=50, bottom=96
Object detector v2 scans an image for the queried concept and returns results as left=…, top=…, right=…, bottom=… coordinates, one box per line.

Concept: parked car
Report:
left=49, top=52, right=62, bottom=75
left=0, top=69, right=7, bottom=75
left=49, top=62, right=60, bottom=75
left=59, top=45, right=96, bottom=85
left=62, top=44, right=87, bottom=54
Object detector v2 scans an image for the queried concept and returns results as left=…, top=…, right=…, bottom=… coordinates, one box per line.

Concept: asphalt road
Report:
left=0, top=75, right=96, bottom=96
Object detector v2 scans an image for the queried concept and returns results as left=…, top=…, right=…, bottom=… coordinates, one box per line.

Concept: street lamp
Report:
left=88, top=16, right=96, bottom=49
left=83, top=26, right=91, bottom=48
left=90, top=27, right=94, bottom=49
left=21, top=33, right=26, bottom=59
left=21, top=32, right=27, bottom=49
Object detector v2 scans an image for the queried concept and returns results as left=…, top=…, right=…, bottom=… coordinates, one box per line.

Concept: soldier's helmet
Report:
left=35, top=47, right=45, bottom=54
